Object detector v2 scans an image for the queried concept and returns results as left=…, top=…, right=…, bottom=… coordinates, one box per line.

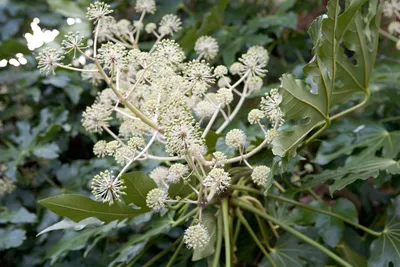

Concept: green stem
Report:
left=330, top=90, right=370, bottom=121
left=172, top=207, right=198, bottom=227
left=232, top=198, right=353, bottom=267
left=166, top=237, right=185, bottom=267
left=94, top=60, right=159, bottom=131
left=230, top=185, right=382, bottom=237
left=304, top=121, right=329, bottom=145
left=142, top=237, right=182, bottom=267
left=212, top=212, right=223, bottom=267
left=236, top=208, right=277, bottom=267
left=379, top=28, right=400, bottom=43
left=221, top=198, right=232, bottom=267
left=380, top=116, right=400, bottom=123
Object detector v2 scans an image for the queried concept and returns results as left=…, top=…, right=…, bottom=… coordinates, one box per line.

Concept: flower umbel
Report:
left=184, top=224, right=210, bottom=250
left=36, top=48, right=64, bottom=75
left=91, top=170, right=126, bottom=205
left=146, top=188, right=168, bottom=212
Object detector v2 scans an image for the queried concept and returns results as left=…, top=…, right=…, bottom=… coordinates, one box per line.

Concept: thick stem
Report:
left=55, top=64, right=98, bottom=72
left=330, top=90, right=370, bottom=121
left=211, top=212, right=223, bottom=267
left=230, top=185, right=382, bottom=236
left=236, top=208, right=276, bottom=267
left=221, top=198, right=232, bottom=267
left=232, top=198, right=353, bottom=267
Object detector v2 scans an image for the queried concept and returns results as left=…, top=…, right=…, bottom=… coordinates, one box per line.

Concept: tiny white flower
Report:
left=135, top=0, right=157, bottom=14
left=150, top=166, right=169, bottom=186
left=251, top=165, right=270, bottom=187
left=203, top=168, right=231, bottom=193
left=167, top=163, right=189, bottom=183
left=91, top=170, right=126, bottom=205
left=86, top=1, right=113, bottom=22
left=93, top=140, right=107, bottom=157
left=225, top=129, right=246, bottom=149
left=0, top=177, right=16, bottom=197
left=248, top=109, right=265, bottom=124
left=195, top=100, right=216, bottom=119
left=195, top=36, right=219, bottom=60
left=159, top=14, right=182, bottom=35
left=265, top=129, right=278, bottom=143
left=146, top=188, right=168, bottom=212
left=248, top=76, right=263, bottom=93
left=36, top=48, right=64, bottom=75
left=81, top=103, right=112, bottom=133
left=214, top=65, right=228, bottom=78
left=61, top=32, right=86, bottom=58
left=145, top=22, right=157, bottom=33
left=212, top=151, right=227, bottom=167
left=216, top=88, right=233, bottom=107
left=184, top=224, right=210, bottom=250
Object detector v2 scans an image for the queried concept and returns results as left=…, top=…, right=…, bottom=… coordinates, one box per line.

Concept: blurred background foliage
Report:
left=0, top=0, right=400, bottom=266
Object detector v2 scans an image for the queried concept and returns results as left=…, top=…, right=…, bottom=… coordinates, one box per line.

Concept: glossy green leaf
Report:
left=169, top=175, right=196, bottom=199
left=273, top=0, right=381, bottom=157
left=260, top=230, right=327, bottom=267
left=38, top=194, right=144, bottom=222
left=120, top=171, right=157, bottom=211
left=37, top=217, right=104, bottom=236
left=368, top=207, right=400, bottom=267
left=301, top=158, right=400, bottom=196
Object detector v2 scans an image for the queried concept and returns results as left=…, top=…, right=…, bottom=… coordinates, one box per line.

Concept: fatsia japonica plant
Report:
left=33, top=0, right=400, bottom=266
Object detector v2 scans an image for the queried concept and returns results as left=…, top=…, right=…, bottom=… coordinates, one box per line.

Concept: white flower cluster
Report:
left=383, top=0, right=400, bottom=50
left=91, top=170, right=126, bottom=205
left=183, top=224, right=210, bottom=250
left=37, top=1, right=290, bottom=251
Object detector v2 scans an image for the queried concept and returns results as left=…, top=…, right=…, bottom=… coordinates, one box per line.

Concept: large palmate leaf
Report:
left=300, top=158, right=400, bottom=195
left=273, top=0, right=381, bottom=157
left=315, top=123, right=400, bottom=165
left=39, top=194, right=145, bottom=222
left=260, top=230, right=327, bottom=267
left=368, top=206, right=400, bottom=267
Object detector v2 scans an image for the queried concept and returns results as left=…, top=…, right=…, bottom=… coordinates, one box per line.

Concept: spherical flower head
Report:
left=248, top=76, right=263, bottom=93
left=93, top=140, right=107, bottom=157
left=150, top=166, right=169, bottom=187
left=195, top=36, right=219, bottom=60
left=159, top=14, right=182, bottom=35
left=133, top=20, right=144, bottom=31
left=145, top=22, right=157, bottom=33
left=239, top=48, right=268, bottom=77
left=146, top=188, right=168, bottom=212
left=86, top=1, right=113, bottom=22
left=251, top=165, right=270, bottom=187
left=261, top=88, right=285, bottom=126
left=167, top=163, right=189, bottom=183
left=97, top=42, right=127, bottom=70
left=154, top=39, right=185, bottom=65
left=214, top=65, right=228, bottom=78
left=106, top=140, right=120, bottom=156
left=248, top=46, right=269, bottom=65
left=216, top=88, right=233, bottom=107
left=388, top=21, right=400, bottom=35
left=383, top=0, right=400, bottom=18
left=114, top=146, right=135, bottom=166
left=265, top=129, right=279, bottom=143
left=62, top=32, right=86, bottom=58
left=135, top=0, right=157, bottom=14
left=229, top=62, right=245, bottom=75
left=165, top=118, right=204, bottom=156
left=0, top=177, right=16, bottom=197
left=184, top=224, right=210, bottom=250
left=212, top=151, right=227, bottom=167
left=91, top=170, right=126, bottom=205
left=97, top=88, right=118, bottom=107
left=218, top=76, right=231, bottom=88
left=127, top=136, right=145, bottom=151
left=225, top=129, right=246, bottom=149
left=81, top=103, right=112, bottom=133
left=36, top=47, right=64, bottom=75
left=184, top=60, right=215, bottom=88
left=195, top=100, right=216, bottom=119
left=203, top=167, right=231, bottom=193
left=248, top=109, right=265, bottom=124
